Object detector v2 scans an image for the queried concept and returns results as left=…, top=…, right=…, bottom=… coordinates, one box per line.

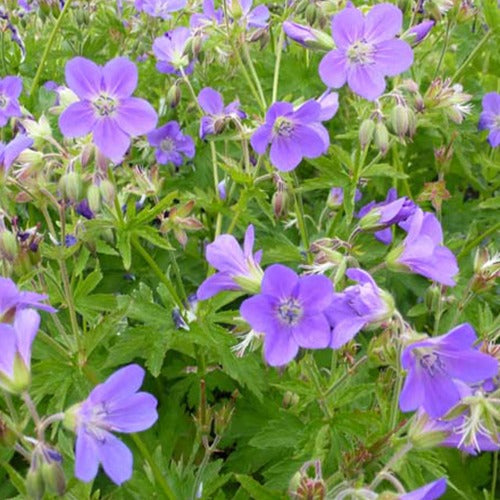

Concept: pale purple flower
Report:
left=197, top=225, right=263, bottom=300
left=407, top=20, right=435, bottom=45
left=328, top=187, right=362, bottom=208
left=198, top=87, right=246, bottom=139
left=240, top=264, right=334, bottom=366
left=0, top=277, right=56, bottom=320
left=317, top=90, right=339, bottom=121
left=190, top=0, right=223, bottom=29
left=218, top=179, right=227, bottom=200
left=399, top=323, right=499, bottom=418
left=153, top=27, right=193, bottom=76
left=325, top=268, right=393, bottom=348
left=251, top=100, right=329, bottom=171
left=389, top=208, right=458, bottom=286
left=400, top=478, right=447, bottom=500
left=147, top=121, right=195, bottom=167
left=319, top=4, right=413, bottom=101
left=0, top=309, right=40, bottom=393
left=478, top=92, right=500, bottom=147
left=357, top=188, right=416, bottom=244
left=0, top=134, right=33, bottom=173
left=232, top=0, right=269, bottom=29
left=58, top=57, right=158, bottom=163
left=0, top=76, right=23, bottom=126
left=135, top=0, right=186, bottom=19
left=283, top=20, right=317, bottom=47
left=70, top=364, right=158, bottom=485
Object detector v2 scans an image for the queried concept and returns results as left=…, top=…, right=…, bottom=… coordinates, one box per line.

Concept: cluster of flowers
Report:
left=0, top=277, right=158, bottom=487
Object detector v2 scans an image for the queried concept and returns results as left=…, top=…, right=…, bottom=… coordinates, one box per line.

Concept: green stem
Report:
left=433, top=18, right=453, bottom=79
left=271, top=27, right=285, bottom=103
left=131, top=434, right=176, bottom=500
left=457, top=222, right=500, bottom=259
left=241, top=42, right=267, bottom=110
left=452, top=30, right=493, bottom=82
left=369, top=442, right=413, bottom=488
left=0, top=31, right=7, bottom=75
left=131, top=237, right=183, bottom=309
left=324, top=355, right=368, bottom=397
left=492, top=451, right=498, bottom=500
left=29, top=0, right=74, bottom=97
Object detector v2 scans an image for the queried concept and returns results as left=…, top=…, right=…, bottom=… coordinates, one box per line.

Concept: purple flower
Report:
left=198, top=87, right=246, bottom=139
left=478, top=92, right=500, bottom=147
left=399, top=323, right=499, bottom=418
left=58, top=57, right=158, bottom=163
left=400, top=478, right=447, bottom=500
left=0, top=134, right=33, bottom=174
left=218, top=179, right=227, bottom=200
left=0, top=309, right=40, bottom=393
left=190, top=0, right=224, bottom=29
left=407, top=20, right=435, bottom=45
left=328, top=186, right=362, bottom=208
left=0, top=76, right=23, bottom=126
left=147, top=121, right=195, bottom=166
left=317, top=90, right=339, bottom=121
left=250, top=100, right=329, bottom=171
left=134, top=0, right=186, bottom=19
left=388, top=208, right=458, bottom=286
left=153, top=27, right=193, bottom=76
left=197, top=225, right=263, bottom=300
left=240, top=264, right=334, bottom=366
left=233, top=0, right=269, bottom=29
left=283, top=20, right=317, bottom=47
left=67, top=364, right=158, bottom=485
left=325, top=268, right=393, bottom=348
left=319, top=4, right=413, bottom=101
left=0, top=277, right=56, bottom=321
left=357, top=188, right=416, bottom=244
left=75, top=199, right=95, bottom=220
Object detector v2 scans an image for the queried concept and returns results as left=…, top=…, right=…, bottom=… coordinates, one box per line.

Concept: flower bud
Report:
left=374, top=122, right=389, bottom=155
left=359, top=118, right=375, bottom=149
left=283, top=21, right=334, bottom=51
left=99, top=179, right=116, bottom=206
left=59, top=172, right=82, bottom=202
left=0, top=418, right=16, bottom=447
left=0, top=229, right=19, bottom=262
left=390, top=104, right=409, bottom=138
left=272, top=186, right=289, bottom=219
left=305, top=3, right=318, bottom=25
left=41, top=459, right=66, bottom=496
left=26, top=466, right=45, bottom=500
left=167, top=83, right=182, bottom=108
left=81, top=144, right=94, bottom=167
left=87, top=184, right=102, bottom=214
left=407, top=108, right=417, bottom=137
left=403, top=20, right=435, bottom=46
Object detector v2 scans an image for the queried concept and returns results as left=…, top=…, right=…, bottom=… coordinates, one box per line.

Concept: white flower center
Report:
left=347, top=41, right=375, bottom=65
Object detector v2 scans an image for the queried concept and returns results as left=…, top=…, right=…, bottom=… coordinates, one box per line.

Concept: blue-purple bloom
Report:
left=147, top=121, right=195, bottom=167
left=198, top=87, right=246, bottom=139
left=251, top=100, right=329, bottom=171
left=75, top=199, right=95, bottom=220
left=58, top=57, right=158, bottom=163
left=231, top=0, right=269, bottom=29
left=400, top=478, right=447, bottom=500
left=197, top=225, right=263, bottom=300
left=388, top=208, right=458, bottom=286
left=328, top=187, right=362, bottom=208
left=0, top=277, right=56, bottom=321
left=0, top=309, right=40, bottom=393
left=357, top=188, right=416, bottom=244
left=0, top=134, right=33, bottom=174
left=190, top=0, right=223, bottom=29
left=407, top=20, right=435, bottom=45
left=478, top=92, right=500, bottom=147
left=153, top=27, right=193, bottom=76
left=399, top=323, right=499, bottom=418
left=240, top=264, right=334, bottom=366
left=282, top=20, right=334, bottom=50
left=0, top=76, right=23, bottom=126
left=317, top=90, right=339, bottom=121
left=134, top=0, right=186, bottom=19
left=325, top=268, right=393, bottom=348
left=67, top=364, right=158, bottom=485
left=319, top=4, right=413, bottom=101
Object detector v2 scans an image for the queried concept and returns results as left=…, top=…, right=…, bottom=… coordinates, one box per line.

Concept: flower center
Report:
left=92, top=94, right=117, bottom=117
left=494, top=115, right=500, bottom=129
left=273, top=117, right=295, bottom=138
left=347, top=40, right=375, bottom=65
left=277, top=297, right=303, bottom=326
left=0, top=94, right=7, bottom=109
left=160, top=137, right=175, bottom=152
left=415, top=348, right=445, bottom=377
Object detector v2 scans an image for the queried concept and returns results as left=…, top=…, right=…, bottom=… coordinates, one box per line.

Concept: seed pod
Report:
left=390, top=104, right=409, bottom=137
left=59, top=172, right=82, bottom=202
left=87, top=184, right=102, bottom=214
left=166, top=83, right=181, bottom=108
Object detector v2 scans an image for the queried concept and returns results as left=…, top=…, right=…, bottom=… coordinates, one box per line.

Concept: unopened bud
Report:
left=305, top=3, right=318, bottom=25
left=59, top=172, right=82, bottom=202
left=390, top=104, right=409, bottom=137
left=0, top=230, right=19, bottom=261
left=0, top=418, right=16, bottom=447
left=374, top=122, right=389, bottom=155
left=26, top=466, right=45, bottom=500
left=167, top=83, right=182, bottom=108
left=272, top=187, right=288, bottom=219
left=41, top=459, right=66, bottom=496
left=87, top=184, right=101, bottom=214
left=359, top=118, right=375, bottom=149
left=99, top=179, right=116, bottom=206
